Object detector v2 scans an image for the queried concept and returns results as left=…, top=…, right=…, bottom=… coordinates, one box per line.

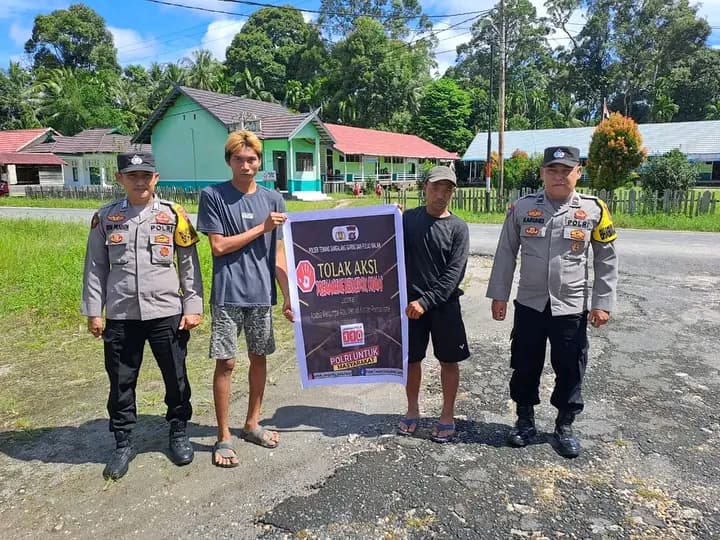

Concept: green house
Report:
left=132, top=86, right=335, bottom=196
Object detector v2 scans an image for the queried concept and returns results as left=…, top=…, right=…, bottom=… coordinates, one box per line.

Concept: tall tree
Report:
left=323, top=17, right=433, bottom=128
left=413, top=78, right=473, bottom=153
left=453, top=0, right=554, bottom=134
left=24, top=3, right=120, bottom=73
left=182, top=49, right=226, bottom=92
left=318, top=0, right=431, bottom=39
left=28, top=68, right=132, bottom=135
left=0, top=62, right=39, bottom=130
left=225, top=7, right=328, bottom=102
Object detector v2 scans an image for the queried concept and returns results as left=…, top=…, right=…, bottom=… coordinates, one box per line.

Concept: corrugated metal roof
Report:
left=325, top=123, right=458, bottom=159
left=0, top=128, right=57, bottom=152
left=133, top=86, right=335, bottom=145
left=26, top=128, right=151, bottom=155
left=463, top=120, right=720, bottom=161
left=0, top=152, right=66, bottom=166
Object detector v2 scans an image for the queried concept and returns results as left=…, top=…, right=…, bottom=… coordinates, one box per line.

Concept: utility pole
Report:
left=485, top=43, right=494, bottom=211
left=498, top=0, right=506, bottom=196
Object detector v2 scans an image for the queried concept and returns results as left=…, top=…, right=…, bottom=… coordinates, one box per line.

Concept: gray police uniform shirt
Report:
left=81, top=197, right=204, bottom=320
left=486, top=190, right=618, bottom=316
left=196, top=182, right=285, bottom=307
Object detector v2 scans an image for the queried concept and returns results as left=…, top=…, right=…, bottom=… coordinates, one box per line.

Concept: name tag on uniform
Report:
left=241, top=212, right=254, bottom=219
left=564, top=217, right=592, bottom=229
left=563, top=228, right=587, bottom=241
left=520, top=226, right=546, bottom=237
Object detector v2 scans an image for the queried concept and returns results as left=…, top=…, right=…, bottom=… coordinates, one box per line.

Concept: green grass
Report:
left=0, top=219, right=295, bottom=432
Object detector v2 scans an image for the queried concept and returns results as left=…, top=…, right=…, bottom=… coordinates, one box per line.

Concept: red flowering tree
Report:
left=586, top=113, right=647, bottom=190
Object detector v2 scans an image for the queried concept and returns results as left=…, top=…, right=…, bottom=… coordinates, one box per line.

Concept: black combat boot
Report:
left=103, top=431, right=137, bottom=480
left=554, top=410, right=581, bottom=458
left=507, top=404, right=537, bottom=447
left=168, top=419, right=194, bottom=466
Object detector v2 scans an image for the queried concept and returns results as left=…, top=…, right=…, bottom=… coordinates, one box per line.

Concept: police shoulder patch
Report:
left=90, top=212, right=100, bottom=229
left=170, top=203, right=199, bottom=247
left=591, top=199, right=617, bottom=243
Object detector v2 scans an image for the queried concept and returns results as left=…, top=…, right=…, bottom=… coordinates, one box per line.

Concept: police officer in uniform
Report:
left=81, top=152, right=203, bottom=479
left=486, top=146, right=618, bottom=458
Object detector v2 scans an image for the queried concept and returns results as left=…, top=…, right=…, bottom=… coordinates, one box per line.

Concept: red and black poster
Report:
left=283, top=206, right=408, bottom=388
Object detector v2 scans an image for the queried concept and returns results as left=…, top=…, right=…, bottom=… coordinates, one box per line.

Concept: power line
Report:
left=144, top=0, right=489, bottom=20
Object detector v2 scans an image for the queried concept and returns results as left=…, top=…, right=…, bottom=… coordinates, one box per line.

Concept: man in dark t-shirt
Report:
left=397, top=165, right=470, bottom=443
left=197, top=130, right=294, bottom=468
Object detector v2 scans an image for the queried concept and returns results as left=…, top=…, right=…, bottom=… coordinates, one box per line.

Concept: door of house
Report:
left=273, top=151, right=287, bottom=191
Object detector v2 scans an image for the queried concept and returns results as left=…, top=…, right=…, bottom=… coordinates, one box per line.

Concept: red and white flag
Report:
left=602, top=98, right=611, bottom=120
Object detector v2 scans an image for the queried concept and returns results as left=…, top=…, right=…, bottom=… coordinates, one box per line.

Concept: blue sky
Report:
left=2, top=0, right=719, bottom=76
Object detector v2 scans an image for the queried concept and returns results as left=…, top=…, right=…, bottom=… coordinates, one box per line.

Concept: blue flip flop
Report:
left=430, top=422, right=456, bottom=443
left=396, top=416, right=419, bottom=436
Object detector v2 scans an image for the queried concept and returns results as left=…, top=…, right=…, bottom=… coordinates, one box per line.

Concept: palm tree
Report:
left=0, top=62, right=40, bottom=129
left=233, top=68, right=276, bottom=102
left=29, top=67, right=89, bottom=134
left=651, top=94, right=678, bottom=123
left=182, top=49, right=224, bottom=92
left=705, top=99, right=720, bottom=120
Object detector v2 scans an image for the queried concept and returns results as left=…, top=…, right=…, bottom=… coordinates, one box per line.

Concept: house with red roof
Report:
left=27, top=128, right=150, bottom=187
left=323, top=123, right=458, bottom=190
left=0, top=128, right=65, bottom=195
left=132, top=86, right=458, bottom=198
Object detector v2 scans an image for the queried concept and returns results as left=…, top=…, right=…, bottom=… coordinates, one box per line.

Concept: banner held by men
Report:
left=284, top=205, right=408, bottom=388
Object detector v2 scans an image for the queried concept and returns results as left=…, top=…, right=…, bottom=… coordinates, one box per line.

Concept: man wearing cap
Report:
left=486, top=146, right=618, bottom=458
left=397, top=165, right=470, bottom=443
left=81, top=152, right=203, bottom=480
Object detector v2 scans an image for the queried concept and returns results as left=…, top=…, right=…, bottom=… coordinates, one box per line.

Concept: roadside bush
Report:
left=504, top=152, right=543, bottom=190
left=639, top=149, right=699, bottom=195
left=587, top=112, right=647, bottom=190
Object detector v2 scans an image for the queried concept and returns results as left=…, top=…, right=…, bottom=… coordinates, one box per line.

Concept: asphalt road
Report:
left=1, top=207, right=719, bottom=539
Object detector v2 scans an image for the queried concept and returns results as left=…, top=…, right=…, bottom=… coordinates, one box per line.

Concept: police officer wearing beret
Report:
left=486, top=146, right=618, bottom=458
left=81, top=152, right=203, bottom=479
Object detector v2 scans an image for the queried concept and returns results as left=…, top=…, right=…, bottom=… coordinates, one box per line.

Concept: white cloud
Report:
left=109, top=26, right=160, bottom=66
left=430, top=20, right=473, bottom=77
left=0, top=0, right=63, bottom=19
left=9, top=21, right=31, bottom=47
left=198, top=18, right=246, bottom=61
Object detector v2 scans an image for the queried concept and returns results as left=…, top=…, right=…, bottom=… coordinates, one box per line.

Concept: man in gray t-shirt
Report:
left=197, top=130, right=294, bottom=468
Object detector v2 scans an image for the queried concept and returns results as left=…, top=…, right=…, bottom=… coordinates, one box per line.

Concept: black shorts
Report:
left=408, top=298, right=470, bottom=363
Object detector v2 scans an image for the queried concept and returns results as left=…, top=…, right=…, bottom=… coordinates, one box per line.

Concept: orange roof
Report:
left=324, top=123, right=458, bottom=160
left=0, top=152, right=66, bottom=166
left=0, top=129, right=56, bottom=152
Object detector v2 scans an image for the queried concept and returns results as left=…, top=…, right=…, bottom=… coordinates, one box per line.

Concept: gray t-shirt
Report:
left=197, top=182, right=285, bottom=307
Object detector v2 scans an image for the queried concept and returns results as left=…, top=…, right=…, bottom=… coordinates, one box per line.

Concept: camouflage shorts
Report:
left=209, top=305, right=275, bottom=359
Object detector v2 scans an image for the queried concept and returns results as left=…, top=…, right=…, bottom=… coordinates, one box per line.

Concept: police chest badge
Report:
left=108, top=214, right=126, bottom=222
left=574, top=210, right=587, bottom=220
left=524, top=226, right=540, bottom=236
left=159, top=246, right=170, bottom=257
left=109, top=233, right=124, bottom=244
left=154, top=212, right=171, bottom=224
left=570, top=241, right=584, bottom=253
left=527, top=208, right=543, bottom=217
left=154, top=234, right=171, bottom=244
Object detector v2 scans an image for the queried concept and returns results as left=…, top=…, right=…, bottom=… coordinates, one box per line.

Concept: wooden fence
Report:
left=25, top=185, right=203, bottom=206
left=24, top=185, right=718, bottom=216
left=384, top=188, right=717, bottom=216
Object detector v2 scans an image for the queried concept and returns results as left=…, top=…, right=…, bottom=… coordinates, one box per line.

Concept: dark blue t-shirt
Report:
left=197, top=182, right=285, bottom=307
